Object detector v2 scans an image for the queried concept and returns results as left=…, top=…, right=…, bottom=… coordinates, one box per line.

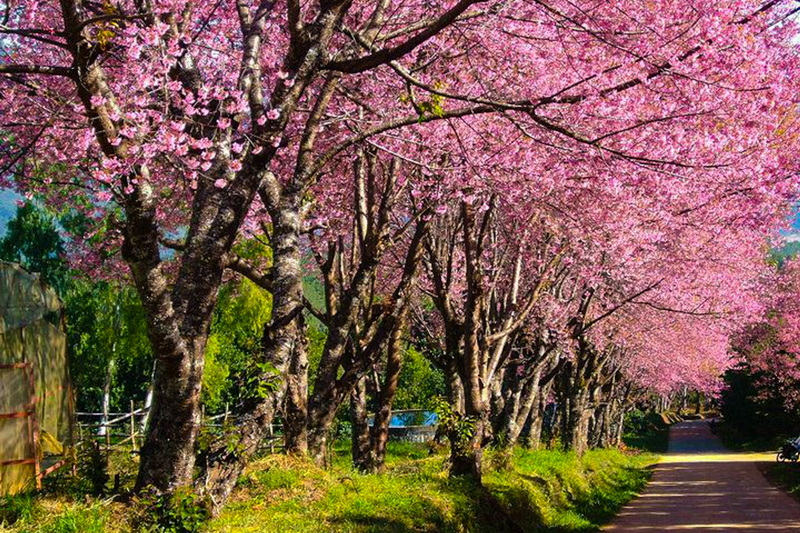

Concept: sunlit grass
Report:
left=0, top=442, right=657, bottom=533
left=210, top=444, right=657, bottom=533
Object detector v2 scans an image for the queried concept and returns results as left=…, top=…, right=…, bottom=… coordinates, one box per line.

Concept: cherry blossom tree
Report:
left=2, top=0, right=800, bottom=504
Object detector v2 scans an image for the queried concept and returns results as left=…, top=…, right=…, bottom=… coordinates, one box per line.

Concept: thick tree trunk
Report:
left=446, top=360, right=465, bottom=413
left=506, top=369, right=542, bottom=446
left=450, top=291, right=486, bottom=478
left=561, top=387, right=591, bottom=454
left=589, top=404, right=606, bottom=448
left=194, top=200, right=305, bottom=510
left=366, top=317, right=405, bottom=472
left=306, top=338, right=353, bottom=464
left=489, top=366, right=508, bottom=439
left=350, top=377, right=371, bottom=470
left=449, top=417, right=485, bottom=480
left=283, top=323, right=309, bottom=455
left=612, top=405, right=627, bottom=447
left=136, top=348, right=204, bottom=491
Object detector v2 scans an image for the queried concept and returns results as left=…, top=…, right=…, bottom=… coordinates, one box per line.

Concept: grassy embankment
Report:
left=1, top=420, right=667, bottom=533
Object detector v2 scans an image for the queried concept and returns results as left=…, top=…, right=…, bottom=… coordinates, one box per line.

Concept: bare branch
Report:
left=0, top=64, right=73, bottom=76
left=325, top=0, right=486, bottom=73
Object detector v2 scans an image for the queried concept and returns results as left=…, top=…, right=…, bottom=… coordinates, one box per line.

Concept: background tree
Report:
left=0, top=201, right=69, bottom=294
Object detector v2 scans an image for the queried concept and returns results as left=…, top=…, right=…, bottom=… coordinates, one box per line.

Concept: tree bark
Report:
left=350, top=376, right=372, bottom=470
left=195, top=198, right=305, bottom=510
left=366, top=314, right=405, bottom=472
left=523, top=384, right=550, bottom=449
left=283, top=321, right=309, bottom=455
left=449, top=202, right=487, bottom=481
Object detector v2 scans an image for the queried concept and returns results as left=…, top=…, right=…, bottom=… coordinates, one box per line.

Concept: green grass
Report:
left=210, top=444, right=656, bottom=533
left=0, top=442, right=657, bottom=533
left=0, top=496, right=119, bottom=533
left=622, top=412, right=671, bottom=453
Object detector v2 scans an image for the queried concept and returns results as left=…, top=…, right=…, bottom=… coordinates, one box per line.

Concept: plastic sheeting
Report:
left=0, top=262, right=73, bottom=495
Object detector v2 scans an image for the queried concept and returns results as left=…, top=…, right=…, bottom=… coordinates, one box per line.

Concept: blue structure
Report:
left=371, top=409, right=438, bottom=443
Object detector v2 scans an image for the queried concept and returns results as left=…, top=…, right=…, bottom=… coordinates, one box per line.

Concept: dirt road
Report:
left=605, top=420, right=800, bottom=532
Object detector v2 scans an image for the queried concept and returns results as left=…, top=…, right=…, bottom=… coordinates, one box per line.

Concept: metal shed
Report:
left=0, top=262, right=73, bottom=495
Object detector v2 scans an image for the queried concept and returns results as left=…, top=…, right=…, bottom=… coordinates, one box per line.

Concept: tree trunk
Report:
left=99, top=357, right=114, bottom=437
left=446, top=360, right=465, bottom=413
left=141, top=361, right=156, bottom=432
left=450, top=308, right=485, bottom=478
left=283, top=322, right=309, bottom=455
left=523, top=386, right=549, bottom=449
left=562, top=387, right=591, bottom=454
left=194, top=201, right=305, bottom=510
left=367, top=317, right=405, bottom=472
left=306, top=337, right=352, bottom=464
left=350, top=377, right=371, bottom=470
left=136, top=348, right=204, bottom=492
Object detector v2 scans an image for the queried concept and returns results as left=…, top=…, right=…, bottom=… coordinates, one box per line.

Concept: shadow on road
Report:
left=605, top=420, right=800, bottom=532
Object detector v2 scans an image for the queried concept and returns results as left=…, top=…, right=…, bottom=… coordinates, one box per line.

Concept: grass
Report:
left=0, top=442, right=657, bottom=533
left=622, top=411, right=671, bottom=454
left=209, top=444, right=656, bottom=533
left=0, top=496, right=121, bottom=533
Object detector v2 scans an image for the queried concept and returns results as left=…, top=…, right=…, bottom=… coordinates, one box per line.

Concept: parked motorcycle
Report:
left=777, top=439, right=800, bottom=462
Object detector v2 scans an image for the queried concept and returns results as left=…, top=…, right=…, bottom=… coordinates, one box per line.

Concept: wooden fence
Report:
left=75, top=404, right=284, bottom=455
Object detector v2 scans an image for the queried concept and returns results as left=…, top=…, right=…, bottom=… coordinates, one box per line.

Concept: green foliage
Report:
left=761, top=462, right=800, bottom=501
left=66, top=281, right=153, bottom=412
left=771, top=240, right=800, bottom=266
left=135, top=488, right=212, bottom=533
left=200, top=345, right=230, bottom=413
left=394, top=346, right=446, bottom=410
left=417, top=93, right=446, bottom=119
left=0, top=444, right=655, bottom=533
left=718, top=360, right=800, bottom=451
left=432, top=397, right=477, bottom=455
left=622, top=410, right=671, bottom=453
left=240, top=360, right=282, bottom=401
left=0, top=495, right=112, bottom=533
left=0, top=492, right=37, bottom=526
left=203, top=274, right=273, bottom=412
left=0, top=200, right=69, bottom=295
left=305, top=323, right=327, bottom=389
left=84, top=441, right=111, bottom=496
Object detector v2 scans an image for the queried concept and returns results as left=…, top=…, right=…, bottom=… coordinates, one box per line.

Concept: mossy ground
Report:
left=1, top=443, right=656, bottom=533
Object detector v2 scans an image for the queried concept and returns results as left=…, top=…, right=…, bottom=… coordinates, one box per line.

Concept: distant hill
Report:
left=0, top=188, right=21, bottom=237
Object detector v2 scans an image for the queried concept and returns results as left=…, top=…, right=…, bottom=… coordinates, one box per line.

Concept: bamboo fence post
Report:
left=130, top=400, right=136, bottom=452
left=105, top=415, right=111, bottom=457
left=268, top=422, right=274, bottom=453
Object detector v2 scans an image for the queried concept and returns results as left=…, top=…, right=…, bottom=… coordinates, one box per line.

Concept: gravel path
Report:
left=605, top=420, right=800, bottom=532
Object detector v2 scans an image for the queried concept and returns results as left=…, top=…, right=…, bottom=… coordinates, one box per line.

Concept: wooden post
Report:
left=26, top=363, right=42, bottom=490
left=130, top=400, right=136, bottom=452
